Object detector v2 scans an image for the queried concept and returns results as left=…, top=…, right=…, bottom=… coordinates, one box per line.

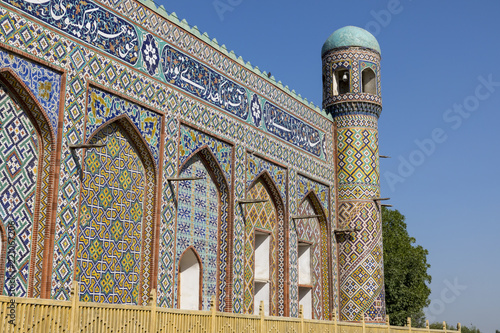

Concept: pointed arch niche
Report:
left=75, top=116, right=156, bottom=305
left=243, top=171, right=286, bottom=316
left=296, top=191, right=331, bottom=320
left=175, top=146, right=230, bottom=311
left=0, top=69, right=56, bottom=298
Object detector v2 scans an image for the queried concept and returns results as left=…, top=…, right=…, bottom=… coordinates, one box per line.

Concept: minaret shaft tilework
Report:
left=322, top=27, right=386, bottom=323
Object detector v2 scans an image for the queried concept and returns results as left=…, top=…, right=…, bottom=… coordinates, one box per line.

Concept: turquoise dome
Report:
left=321, top=26, right=381, bottom=55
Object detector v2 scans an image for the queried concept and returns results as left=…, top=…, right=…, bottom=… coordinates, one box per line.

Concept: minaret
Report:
left=322, top=26, right=386, bottom=323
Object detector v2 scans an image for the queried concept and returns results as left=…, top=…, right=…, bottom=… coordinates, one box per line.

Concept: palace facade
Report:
left=0, top=0, right=385, bottom=323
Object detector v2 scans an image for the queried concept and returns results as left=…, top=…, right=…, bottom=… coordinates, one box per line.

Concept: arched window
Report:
left=179, top=248, right=201, bottom=310
left=334, top=68, right=350, bottom=95
left=362, top=68, right=376, bottom=94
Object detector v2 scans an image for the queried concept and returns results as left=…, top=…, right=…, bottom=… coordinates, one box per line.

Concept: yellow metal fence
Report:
left=0, top=284, right=460, bottom=333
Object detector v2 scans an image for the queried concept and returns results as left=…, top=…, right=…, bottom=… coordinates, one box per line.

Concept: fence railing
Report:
left=0, top=283, right=460, bottom=333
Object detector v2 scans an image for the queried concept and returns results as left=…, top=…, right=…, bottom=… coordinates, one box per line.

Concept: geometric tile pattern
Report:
left=76, top=122, right=145, bottom=305
left=337, top=128, right=379, bottom=185
left=0, top=5, right=338, bottom=308
left=337, top=201, right=385, bottom=322
left=293, top=174, right=333, bottom=318
left=334, top=110, right=384, bottom=322
left=170, top=126, right=231, bottom=311
left=243, top=180, right=278, bottom=315
left=0, top=49, right=61, bottom=135
left=0, top=68, right=55, bottom=299
left=156, top=115, right=178, bottom=309
left=244, top=155, right=289, bottom=316
left=175, top=156, right=222, bottom=310
left=337, top=126, right=379, bottom=200
left=296, top=197, right=329, bottom=320
left=0, top=86, right=38, bottom=297
left=86, top=87, right=162, bottom=165
left=0, top=0, right=391, bottom=324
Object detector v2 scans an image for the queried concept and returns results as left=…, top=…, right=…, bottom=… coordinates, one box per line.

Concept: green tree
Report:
left=382, top=207, right=431, bottom=327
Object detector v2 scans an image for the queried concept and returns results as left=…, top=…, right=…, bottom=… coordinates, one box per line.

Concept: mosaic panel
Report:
left=178, top=125, right=232, bottom=185
left=263, top=102, right=324, bottom=157
left=174, top=157, right=221, bottom=310
left=0, top=69, right=54, bottom=298
left=0, top=1, right=342, bottom=317
left=243, top=180, right=278, bottom=315
left=246, top=155, right=286, bottom=203
left=296, top=199, right=325, bottom=320
left=162, top=44, right=248, bottom=121
left=115, top=0, right=333, bottom=133
left=337, top=127, right=379, bottom=187
left=245, top=157, right=287, bottom=316
left=87, top=87, right=162, bottom=165
left=158, top=125, right=231, bottom=310
left=337, top=201, right=385, bottom=322
left=0, top=87, right=38, bottom=297
left=297, top=175, right=329, bottom=214
left=76, top=122, right=145, bottom=304
left=0, top=49, right=61, bottom=135
left=2, top=0, right=139, bottom=65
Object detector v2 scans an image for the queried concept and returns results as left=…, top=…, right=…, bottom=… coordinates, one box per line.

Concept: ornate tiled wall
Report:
left=0, top=49, right=61, bottom=298
left=0, top=85, right=38, bottom=297
left=0, top=0, right=339, bottom=320
left=76, top=122, right=147, bottom=304
left=334, top=107, right=385, bottom=322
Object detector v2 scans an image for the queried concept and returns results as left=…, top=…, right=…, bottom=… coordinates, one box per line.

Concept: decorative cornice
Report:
left=326, top=101, right=382, bottom=119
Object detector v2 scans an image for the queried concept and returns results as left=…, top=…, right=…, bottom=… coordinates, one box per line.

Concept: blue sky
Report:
left=159, top=0, right=499, bottom=330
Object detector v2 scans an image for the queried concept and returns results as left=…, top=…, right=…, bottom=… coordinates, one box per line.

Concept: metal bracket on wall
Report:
left=236, top=199, right=268, bottom=205
left=69, top=143, right=106, bottom=150
left=334, top=227, right=361, bottom=235
left=291, top=214, right=321, bottom=220
left=372, top=197, right=390, bottom=202
left=379, top=155, right=391, bottom=158
left=69, top=143, right=106, bottom=181
left=166, top=177, right=205, bottom=182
